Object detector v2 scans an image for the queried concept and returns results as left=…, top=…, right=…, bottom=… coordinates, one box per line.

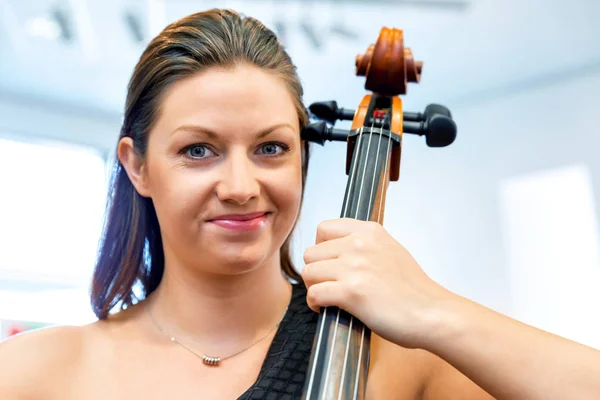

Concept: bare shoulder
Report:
left=0, top=303, right=150, bottom=399
left=367, top=334, right=494, bottom=400
left=367, top=333, right=439, bottom=399
left=0, top=324, right=87, bottom=399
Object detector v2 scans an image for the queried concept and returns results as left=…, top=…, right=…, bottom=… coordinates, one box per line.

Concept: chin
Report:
left=207, top=241, right=276, bottom=276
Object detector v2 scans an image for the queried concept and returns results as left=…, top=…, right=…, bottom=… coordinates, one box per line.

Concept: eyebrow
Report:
left=170, top=123, right=296, bottom=139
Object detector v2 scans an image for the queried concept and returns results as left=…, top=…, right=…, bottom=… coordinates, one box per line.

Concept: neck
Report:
left=146, top=252, right=293, bottom=355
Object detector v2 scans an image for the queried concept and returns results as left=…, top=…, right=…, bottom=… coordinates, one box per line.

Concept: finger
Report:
left=301, top=259, right=344, bottom=287
left=305, top=281, right=349, bottom=313
left=315, top=218, right=365, bottom=244
left=303, top=238, right=346, bottom=264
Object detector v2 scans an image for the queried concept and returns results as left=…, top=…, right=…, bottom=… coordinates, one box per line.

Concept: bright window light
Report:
left=498, top=163, right=600, bottom=349
left=24, top=17, right=61, bottom=40
left=0, top=136, right=108, bottom=326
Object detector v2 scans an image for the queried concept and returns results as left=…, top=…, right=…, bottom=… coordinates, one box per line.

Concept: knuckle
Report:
left=306, top=286, right=319, bottom=306
left=351, top=236, right=366, bottom=251
left=367, top=221, right=383, bottom=237
left=316, top=220, right=330, bottom=235
left=345, top=276, right=365, bottom=303
left=301, top=263, right=316, bottom=283
left=347, top=274, right=362, bottom=294
left=303, top=247, right=313, bottom=264
left=300, top=263, right=310, bottom=278
left=336, top=293, right=349, bottom=310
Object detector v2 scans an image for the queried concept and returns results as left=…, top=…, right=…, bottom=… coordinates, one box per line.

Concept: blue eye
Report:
left=259, top=142, right=289, bottom=156
left=185, top=144, right=215, bottom=159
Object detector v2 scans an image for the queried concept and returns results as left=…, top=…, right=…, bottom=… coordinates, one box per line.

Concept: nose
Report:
left=215, top=150, right=260, bottom=205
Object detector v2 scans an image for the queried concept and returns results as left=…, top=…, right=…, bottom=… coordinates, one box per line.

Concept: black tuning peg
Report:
left=424, top=115, right=456, bottom=147
left=403, top=104, right=456, bottom=147
left=424, top=104, right=452, bottom=119
left=403, top=103, right=452, bottom=122
left=303, top=103, right=457, bottom=147
left=308, top=101, right=355, bottom=124
left=301, top=121, right=349, bottom=145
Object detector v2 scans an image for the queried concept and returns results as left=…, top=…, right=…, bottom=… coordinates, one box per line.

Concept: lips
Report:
left=209, top=212, right=268, bottom=221
left=207, top=212, right=270, bottom=232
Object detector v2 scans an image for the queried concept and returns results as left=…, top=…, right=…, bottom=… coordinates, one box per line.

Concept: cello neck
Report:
left=301, top=95, right=400, bottom=400
left=341, top=94, right=400, bottom=223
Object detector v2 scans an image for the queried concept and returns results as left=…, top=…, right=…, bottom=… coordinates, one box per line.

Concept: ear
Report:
left=118, top=137, right=151, bottom=198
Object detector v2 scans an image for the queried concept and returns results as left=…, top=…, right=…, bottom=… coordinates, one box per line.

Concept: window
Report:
left=0, top=136, right=107, bottom=327
left=498, top=164, right=600, bottom=349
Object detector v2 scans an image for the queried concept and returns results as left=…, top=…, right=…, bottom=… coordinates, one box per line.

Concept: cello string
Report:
left=341, top=109, right=387, bottom=400
left=353, top=109, right=395, bottom=400
left=337, top=308, right=354, bottom=400
left=304, top=124, right=366, bottom=398
left=323, top=118, right=373, bottom=393
left=352, top=325, right=366, bottom=400
left=327, top=111, right=376, bottom=397
left=352, top=108, right=392, bottom=400
left=338, top=118, right=383, bottom=400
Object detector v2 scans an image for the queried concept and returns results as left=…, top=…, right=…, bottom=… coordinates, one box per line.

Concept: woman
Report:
left=1, top=8, right=599, bottom=400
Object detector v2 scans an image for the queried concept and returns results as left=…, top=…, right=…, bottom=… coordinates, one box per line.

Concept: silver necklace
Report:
left=146, top=296, right=289, bottom=366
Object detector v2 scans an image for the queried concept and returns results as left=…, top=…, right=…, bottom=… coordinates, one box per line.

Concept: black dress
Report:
left=237, top=283, right=318, bottom=400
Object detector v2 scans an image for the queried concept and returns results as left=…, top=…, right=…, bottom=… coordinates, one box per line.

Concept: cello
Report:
left=299, top=27, right=457, bottom=399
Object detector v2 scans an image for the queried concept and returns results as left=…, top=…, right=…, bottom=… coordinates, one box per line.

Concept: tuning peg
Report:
left=423, top=104, right=455, bottom=147
left=424, top=103, right=452, bottom=119
left=403, top=104, right=457, bottom=147
left=425, top=115, right=456, bottom=147
left=301, top=121, right=349, bottom=145
left=304, top=102, right=457, bottom=147
left=403, top=103, right=452, bottom=122
left=308, top=101, right=355, bottom=123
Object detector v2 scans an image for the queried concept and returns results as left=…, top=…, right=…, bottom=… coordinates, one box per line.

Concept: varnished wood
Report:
left=389, top=97, right=403, bottom=181
left=346, top=94, right=372, bottom=175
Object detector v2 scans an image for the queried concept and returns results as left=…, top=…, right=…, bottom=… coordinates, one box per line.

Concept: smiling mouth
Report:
left=207, top=212, right=270, bottom=232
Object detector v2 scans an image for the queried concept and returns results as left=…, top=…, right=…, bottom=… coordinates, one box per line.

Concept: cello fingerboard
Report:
left=302, top=128, right=394, bottom=400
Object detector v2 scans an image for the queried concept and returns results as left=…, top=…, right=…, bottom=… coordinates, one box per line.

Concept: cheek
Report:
left=269, top=166, right=304, bottom=219
left=148, top=167, right=213, bottom=229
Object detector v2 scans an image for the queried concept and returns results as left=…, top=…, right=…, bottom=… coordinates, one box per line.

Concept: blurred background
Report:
left=1, top=0, right=599, bottom=349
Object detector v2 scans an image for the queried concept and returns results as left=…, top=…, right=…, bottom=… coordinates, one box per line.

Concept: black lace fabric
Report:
left=238, top=283, right=318, bottom=400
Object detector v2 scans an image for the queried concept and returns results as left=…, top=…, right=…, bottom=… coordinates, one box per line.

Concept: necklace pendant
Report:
left=202, top=355, right=221, bottom=366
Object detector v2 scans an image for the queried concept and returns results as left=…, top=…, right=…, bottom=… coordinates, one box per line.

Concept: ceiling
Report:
left=1, top=0, right=599, bottom=120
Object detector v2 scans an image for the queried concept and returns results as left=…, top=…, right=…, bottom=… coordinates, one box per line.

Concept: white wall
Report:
left=0, top=92, right=120, bottom=154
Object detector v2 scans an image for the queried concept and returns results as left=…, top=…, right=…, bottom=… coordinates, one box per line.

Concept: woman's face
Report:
left=124, top=64, right=303, bottom=276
